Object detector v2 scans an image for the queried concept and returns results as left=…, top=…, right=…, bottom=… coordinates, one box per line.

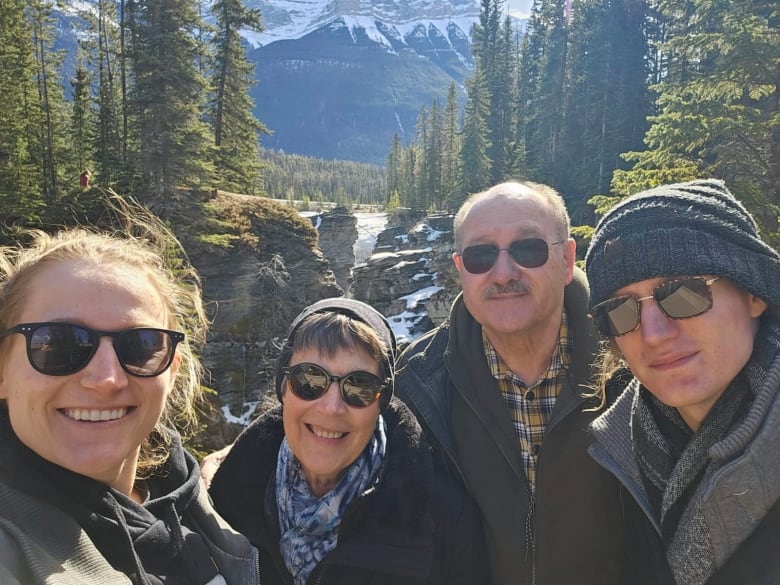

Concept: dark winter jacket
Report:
left=590, top=334, right=780, bottom=585
left=0, top=409, right=259, bottom=585
left=395, top=269, right=626, bottom=585
left=209, top=399, right=488, bottom=585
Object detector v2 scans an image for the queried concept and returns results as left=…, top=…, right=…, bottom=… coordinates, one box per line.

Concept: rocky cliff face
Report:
left=164, top=195, right=461, bottom=439
left=169, top=191, right=342, bottom=427
left=350, top=210, right=460, bottom=346
left=309, top=206, right=358, bottom=294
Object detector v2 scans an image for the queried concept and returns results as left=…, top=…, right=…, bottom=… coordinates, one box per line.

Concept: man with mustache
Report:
left=395, top=181, right=624, bottom=585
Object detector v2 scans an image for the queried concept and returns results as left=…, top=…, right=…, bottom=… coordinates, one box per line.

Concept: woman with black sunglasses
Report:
left=0, top=217, right=259, bottom=584
left=585, top=179, right=780, bottom=585
left=209, top=297, right=488, bottom=585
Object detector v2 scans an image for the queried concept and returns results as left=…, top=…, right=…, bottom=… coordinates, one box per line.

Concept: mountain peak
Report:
left=243, top=0, right=480, bottom=47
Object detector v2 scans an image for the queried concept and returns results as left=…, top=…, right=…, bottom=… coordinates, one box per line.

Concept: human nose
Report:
left=638, top=299, right=679, bottom=345
left=318, top=379, right=348, bottom=412
left=491, top=248, right=520, bottom=281
left=80, top=338, right=128, bottom=390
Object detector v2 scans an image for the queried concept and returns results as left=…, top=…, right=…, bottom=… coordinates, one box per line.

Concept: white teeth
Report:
left=311, top=426, right=346, bottom=439
left=64, top=408, right=128, bottom=422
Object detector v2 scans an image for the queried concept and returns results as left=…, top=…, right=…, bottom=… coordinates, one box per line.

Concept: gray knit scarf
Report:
left=632, top=317, right=780, bottom=585
left=276, top=416, right=387, bottom=585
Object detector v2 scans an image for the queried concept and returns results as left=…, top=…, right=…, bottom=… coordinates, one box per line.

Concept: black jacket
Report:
left=210, top=399, right=488, bottom=585
left=395, top=269, right=626, bottom=585
left=0, top=409, right=258, bottom=585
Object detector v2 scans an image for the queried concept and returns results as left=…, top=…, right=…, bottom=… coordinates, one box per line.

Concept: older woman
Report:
left=0, top=221, right=258, bottom=584
left=209, top=297, right=487, bottom=585
left=585, top=179, right=780, bottom=585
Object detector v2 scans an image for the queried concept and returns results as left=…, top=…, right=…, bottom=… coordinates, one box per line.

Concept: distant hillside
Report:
left=259, top=148, right=386, bottom=205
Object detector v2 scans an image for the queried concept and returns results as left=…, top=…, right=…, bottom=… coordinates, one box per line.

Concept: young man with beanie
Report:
left=586, top=178, right=780, bottom=585
left=396, top=181, right=626, bottom=585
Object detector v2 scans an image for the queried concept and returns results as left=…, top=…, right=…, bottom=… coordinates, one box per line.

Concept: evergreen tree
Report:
left=414, top=106, right=431, bottom=210
left=441, top=83, right=462, bottom=211
left=612, top=0, right=779, bottom=232
left=472, top=0, right=516, bottom=183
left=510, top=23, right=535, bottom=179
left=402, top=145, right=423, bottom=211
left=29, top=0, right=73, bottom=202
left=85, top=0, right=127, bottom=187
left=210, top=0, right=268, bottom=194
left=458, top=67, right=492, bottom=206
left=386, top=133, right=404, bottom=204
left=0, top=0, right=42, bottom=218
left=526, top=0, right=570, bottom=188
left=426, top=99, right=444, bottom=211
left=130, top=0, right=214, bottom=199
left=70, top=64, right=94, bottom=176
left=558, top=0, right=650, bottom=218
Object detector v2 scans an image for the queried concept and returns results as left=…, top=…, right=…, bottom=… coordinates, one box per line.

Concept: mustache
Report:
left=483, top=280, right=531, bottom=299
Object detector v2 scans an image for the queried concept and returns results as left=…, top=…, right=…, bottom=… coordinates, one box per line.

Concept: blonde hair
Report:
left=0, top=203, right=207, bottom=478
left=588, top=340, right=631, bottom=410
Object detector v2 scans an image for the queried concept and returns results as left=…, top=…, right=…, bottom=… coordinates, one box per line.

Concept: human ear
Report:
left=748, top=294, right=768, bottom=319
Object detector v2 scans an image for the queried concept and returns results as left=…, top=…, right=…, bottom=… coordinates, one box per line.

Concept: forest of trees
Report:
left=259, top=148, right=386, bottom=208
left=0, top=0, right=267, bottom=223
left=387, top=0, right=779, bottom=242
left=1, top=0, right=777, bottom=244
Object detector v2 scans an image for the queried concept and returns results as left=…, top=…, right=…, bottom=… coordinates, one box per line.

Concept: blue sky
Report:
left=507, top=0, right=533, bottom=19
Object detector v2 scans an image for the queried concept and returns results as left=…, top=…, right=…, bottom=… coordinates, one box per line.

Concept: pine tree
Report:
left=29, top=0, right=73, bottom=202
left=386, top=133, right=404, bottom=205
left=70, top=64, right=94, bottom=177
left=414, top=106, right=431, bottom=210
left=472, top=0, right=517, bottom=183
left=210, top=0, right=268, bottom=194
left=525, top=0, right=569, bottom=189
left=426, top=99, right=444, bottom=211
left=612, top=0, right=779, bottom=233
left=441, top=83, right=462, bottom=211
left=0, top=0, right=43, bottom=218
left=458, top=67, right=492, bottom=206
left=84, top=0, right=127, bottom=186
left=130, top=0, right=215, bottom=199
left=558, top=0, right=650, bottom=218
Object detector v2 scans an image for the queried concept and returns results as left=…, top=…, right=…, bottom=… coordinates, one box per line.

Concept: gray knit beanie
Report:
left=585, top=178, right=780, bottom=311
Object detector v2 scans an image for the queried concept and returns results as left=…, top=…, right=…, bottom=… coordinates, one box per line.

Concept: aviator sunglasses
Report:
left=0, top=322, right=185, bottom=377
left=458, top=238, right=564, bottom=274
left=283, top=362, right=387, bottom=408
left=590, top=276, right=721, bottom=337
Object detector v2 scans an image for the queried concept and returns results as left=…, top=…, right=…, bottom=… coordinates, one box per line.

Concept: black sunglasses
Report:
left=458, top=238, right=564, bottom=274
left=0, top=322, right=185, bottom=377
left=283, top=362, right=387, bottom=408
left=590, top=276, right=721, bottom=337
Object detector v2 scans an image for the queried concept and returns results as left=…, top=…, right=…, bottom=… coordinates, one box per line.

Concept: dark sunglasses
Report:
left=458, top=238, right=564, bottom=274
left=0, top=322, right=185, bottom=377
left=283, top=362, right=387, bottom=408
left=590, top=276, right=721, bottom=337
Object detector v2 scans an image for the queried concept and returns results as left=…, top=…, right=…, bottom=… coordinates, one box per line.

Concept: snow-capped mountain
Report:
left=242, top=0, right=481, bottom=164
left=55, top=0, right=491, bottom=165
left=242, top=0, right=479, bottom=49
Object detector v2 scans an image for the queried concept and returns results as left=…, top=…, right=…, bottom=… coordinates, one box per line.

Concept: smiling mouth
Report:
left=61, top=408, right=131, bottom=422
left=307, top=424, right=347, bottom=439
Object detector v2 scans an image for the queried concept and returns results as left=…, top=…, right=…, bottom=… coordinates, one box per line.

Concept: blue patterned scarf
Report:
left=276, top=416, right=387, bottom=585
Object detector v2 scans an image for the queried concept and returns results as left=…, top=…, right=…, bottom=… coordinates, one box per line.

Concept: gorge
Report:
left=177, top=192, right=459, bottom=448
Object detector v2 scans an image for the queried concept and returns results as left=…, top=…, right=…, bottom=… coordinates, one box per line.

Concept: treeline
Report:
left=387, top=0, right=779, bottom=240
left=259, top=149, right=386, bottom=207
left=0, top=0, right=267, bottom=223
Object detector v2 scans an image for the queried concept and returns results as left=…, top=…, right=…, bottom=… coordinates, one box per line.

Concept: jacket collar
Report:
left=210, top=399, right=436, bottom=577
